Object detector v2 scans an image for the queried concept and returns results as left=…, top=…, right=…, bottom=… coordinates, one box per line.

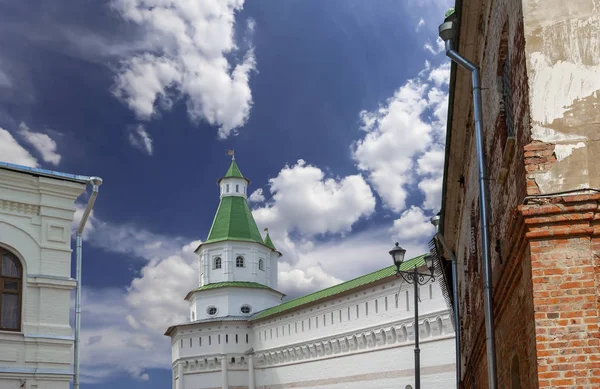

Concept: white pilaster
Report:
left=225, top=247, right=234, bottom=281
left=248, top=354, right=256, bottom=389
left=201, top=251, right=209, bottom=285
left=221, top=355, right=229, bottom=389
left=266, top=259, right=272, bottom=288
left=177, top=363, right=185, bottom=389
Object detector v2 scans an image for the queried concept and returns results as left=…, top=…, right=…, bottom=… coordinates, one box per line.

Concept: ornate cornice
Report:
left=255, top=311, right=452, bottom=368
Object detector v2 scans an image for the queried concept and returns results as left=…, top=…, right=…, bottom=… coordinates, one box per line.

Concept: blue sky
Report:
left=0, top=0, right=452, bottom=386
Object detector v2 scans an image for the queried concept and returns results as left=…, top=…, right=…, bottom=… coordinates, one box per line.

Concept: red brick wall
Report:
left=453, top=0, right=539, bottom=387
left=520, top=195, right=600, bottom=388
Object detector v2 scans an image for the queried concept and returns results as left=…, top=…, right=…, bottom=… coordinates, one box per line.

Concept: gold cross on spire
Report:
left=226, top=149, right=235, bottom=160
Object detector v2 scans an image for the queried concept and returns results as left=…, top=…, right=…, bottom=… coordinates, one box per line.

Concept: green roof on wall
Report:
left=251, top=254, right=427, bottom=320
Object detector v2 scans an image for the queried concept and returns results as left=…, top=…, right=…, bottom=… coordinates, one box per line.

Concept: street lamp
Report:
left=389, top=243, right=436, bottom=389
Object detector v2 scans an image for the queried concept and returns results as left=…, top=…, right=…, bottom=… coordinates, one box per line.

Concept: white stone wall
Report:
left=199, top=241, right=280, bottom=289
left=171, top=275, right=456, bottom=389
left=189, top=287, right=282, bottom=323
left=0, top=169, right=87, bottom=389
left=219, top=177, right=248, bottom=199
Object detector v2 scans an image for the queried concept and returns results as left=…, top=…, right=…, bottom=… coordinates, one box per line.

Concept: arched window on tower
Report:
left=258, top=258, right=264, bottom=271
left=1, top=248, right=22, bottom=331
left=214, top=257, right=222, bottom=269
left=226, top=184, right=230, bottom=193
left=236, top=256, right=244, bottom=268
left=236, top=184, right=239, bottom=193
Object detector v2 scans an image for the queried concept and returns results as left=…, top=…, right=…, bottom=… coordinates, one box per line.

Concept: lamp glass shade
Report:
left=425, top=255, right=435, bottom=271
left=389, top=243, right=406, bottom=266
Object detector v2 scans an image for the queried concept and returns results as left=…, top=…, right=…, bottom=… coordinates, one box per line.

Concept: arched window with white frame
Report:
left=214, top=257, right=222, bottom=269
left=236, top=256, right=244, bottom=268
left=1, top=248, right=22, bottom=331
left=258, top=258, right=264, bottom=271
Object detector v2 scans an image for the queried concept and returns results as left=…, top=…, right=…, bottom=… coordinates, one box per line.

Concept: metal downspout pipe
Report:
left=74, top=177, right=103, bottom=389
left=439, top=16, right=498, bottom=389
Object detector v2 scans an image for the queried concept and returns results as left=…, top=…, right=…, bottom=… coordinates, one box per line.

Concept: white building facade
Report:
left=0, top=164, right=93, bottom=389
left=166, top=159, right=457, bottom=389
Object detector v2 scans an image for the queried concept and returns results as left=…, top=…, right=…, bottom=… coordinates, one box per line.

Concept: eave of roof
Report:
left=439, top=0, right=463, bottom=235
left=0, top=161, right=91, bottom=184
left=165, top=315, right=251, bottom=337
left=184, top=281, right=285, bottom=301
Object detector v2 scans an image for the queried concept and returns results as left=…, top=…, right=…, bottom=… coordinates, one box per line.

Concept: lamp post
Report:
left=389, top=243, right=436, bottom=389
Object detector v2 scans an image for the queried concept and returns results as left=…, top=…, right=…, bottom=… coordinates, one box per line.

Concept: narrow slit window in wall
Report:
left=375, top=299, right=379, bottom=313
left=236, top=334, right=238, bottom=343
left=406, top=291, right=410, bottom=311
left=429, top=284, right=433, bottom=299
left=209, top=336, right=212, bottom=345
left=385, top=296, right=389, bottom=311
left=366, top=302, right=369, bottom=316
left=180, top=339, right=183, bottom=348
left=356, top=305, right=359, bottom=318
left=199, top=337, right=201, bottom=346
left=395, top=293, right=399, bottom=309
left=190, top=338, right=192, bottom=347
left=246, top=334, right=249, bottom=343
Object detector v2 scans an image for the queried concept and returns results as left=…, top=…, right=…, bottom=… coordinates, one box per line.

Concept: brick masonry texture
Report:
left=445, top=0, right=600, bottom=388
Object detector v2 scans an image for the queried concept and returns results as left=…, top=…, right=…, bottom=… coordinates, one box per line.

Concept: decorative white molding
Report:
left=254, top=312, right=452, bottom=368
left=0, top=199, right=40, bottom=216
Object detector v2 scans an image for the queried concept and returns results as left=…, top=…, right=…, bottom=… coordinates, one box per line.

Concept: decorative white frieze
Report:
left=0, top=199, right=40, bottom=216
left=254, top=313, right=452, bottom=368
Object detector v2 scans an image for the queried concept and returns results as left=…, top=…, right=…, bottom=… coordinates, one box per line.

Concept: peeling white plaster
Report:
left=531, top=124, right=587, bottom=143
left=554, top=142, right=586, bottom=161
left=529, top=52, right=600, bottom=125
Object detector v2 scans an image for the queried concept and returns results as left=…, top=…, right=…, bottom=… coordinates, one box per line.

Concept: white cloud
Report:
left=416, top=18, right=425, bottom=32
left=72, top=203, right=184, bottom=260
left=416, top=145, right=445, bottom=176
left=0, top=128, right=38, bottom=167
left=248, top=188, right=265, bottom=203
left=111, top=0, right=256, bottom=138
left=352, top=61, right=449, bottom=214
left=128, top=124, right=153, bottom=155
left=17, top=122, right=61, bottom=165
left=352, top=80, right=434, bottom=212
left=428, top=61, right=450, bottom=87
left=390, top=206, right=435, bottom=241
left=0, top=67, right=11, bottom=87
left=418, top=175, right=443, bottom=211
left=252, top=159, right=376, bottom=237
left=424, top=37, right=445, bottom=55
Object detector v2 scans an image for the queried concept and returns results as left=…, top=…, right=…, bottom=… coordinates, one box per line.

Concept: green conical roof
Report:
left=204, top=196, right=264, bottom=245
left=218, top=160, right=248, bottom=183
left=264, top=232, right=276, bottom=250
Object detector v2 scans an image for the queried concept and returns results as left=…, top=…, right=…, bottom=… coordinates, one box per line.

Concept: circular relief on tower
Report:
left=240, top=305, right=252, bottom=315
left=206, top=306, right=218, bottom=316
